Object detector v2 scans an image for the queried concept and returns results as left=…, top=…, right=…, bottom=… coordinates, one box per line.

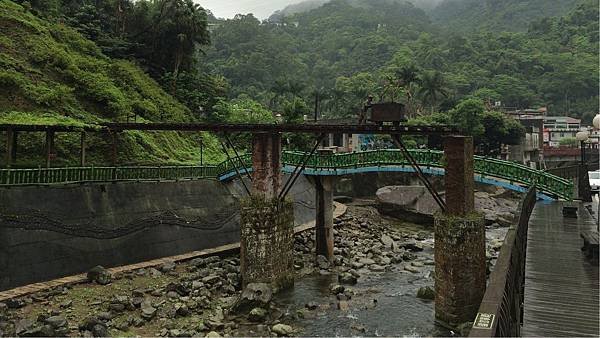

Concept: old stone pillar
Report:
left=315, top=175, right=335, bottom=261
left=251, top=133, right=282, bottom=197
left=434, top=136, right=486, bottom=327
left=240, top=132, right=294, bottom=290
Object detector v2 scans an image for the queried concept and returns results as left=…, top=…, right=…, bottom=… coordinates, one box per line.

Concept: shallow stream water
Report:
left=270, top=209, right=509, bottom=337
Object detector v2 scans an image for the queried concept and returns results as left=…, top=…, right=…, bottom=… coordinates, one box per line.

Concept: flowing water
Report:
left=273, top=231, right=455, bottom=337
left=270, top=217, right=509, bottom=337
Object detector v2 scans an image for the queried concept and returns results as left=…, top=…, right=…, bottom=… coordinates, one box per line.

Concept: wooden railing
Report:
left=469, top=185, right=537, bottom=337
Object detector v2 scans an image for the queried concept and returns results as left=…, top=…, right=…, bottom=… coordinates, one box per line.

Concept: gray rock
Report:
left=271, top=323, right=294, bottom=336
left=404, top=265, right=421, bottom=273
left=380, top=234, right=394, bottom=247
left=166, top=282, right=191, bottom=296
left=370, top=264, right=385, bottom=272
left=148, top=268, right=163, bottom=277
left=160, top=261, right=177, bottom=273
left=79, top=317, right=109, bottom=337
left=233, top=283, right=273, bottom=313
left=248, top=307, right=267, bottom=322
left=338, top=272, right=358, bottom=285
left=87, top=266, right=111, bottom=285
left=205, top=331, right=222, bottom=338
left=316, top=255, right=330, bottom=269
left=358, top=258, right=376, bottom=265
left=15, top=318, right=34, bottom=334
left=202, top=275, right=220, bottom=285
left=141, top=299, right=157, bottom=320
left=376, top=186, right=441, bottom=224
left=416, top=286, right=435, bottom=300
left=330, top=284, right=345, bottom=295
left=45, top=316, right=67, bottom=329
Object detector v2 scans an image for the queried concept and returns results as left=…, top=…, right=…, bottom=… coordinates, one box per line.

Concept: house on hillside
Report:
left=543, top=116, right=581, bottom=147
left=507, top=114, right=544, bottom=169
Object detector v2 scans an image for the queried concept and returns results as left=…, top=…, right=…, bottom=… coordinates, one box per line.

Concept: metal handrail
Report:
left=0, top=150, right=573, bottom=200
left=469, top=185, right=537, bottom=337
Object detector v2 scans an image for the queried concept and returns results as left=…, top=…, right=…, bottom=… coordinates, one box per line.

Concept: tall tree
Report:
left=418, top=71, right=449, bottom=114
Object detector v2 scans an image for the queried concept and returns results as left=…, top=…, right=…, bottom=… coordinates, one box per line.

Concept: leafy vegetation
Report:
left=0, top=0, right=224, bottom=166
left=0, top=0, right=598, bottom=166
left=202, top=0, right=598, bottom=124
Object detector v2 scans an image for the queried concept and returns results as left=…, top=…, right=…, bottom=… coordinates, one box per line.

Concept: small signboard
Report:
left=472, top=313, right=495, bottom=330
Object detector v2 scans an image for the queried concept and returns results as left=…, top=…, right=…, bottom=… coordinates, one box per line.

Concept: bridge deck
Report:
left=523, top=202, right=599, bottom=337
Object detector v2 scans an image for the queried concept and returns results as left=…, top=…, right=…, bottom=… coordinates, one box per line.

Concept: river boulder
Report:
left=376, top=186, right=442, bottom=224
left=376, top=186, right=519, bottom=226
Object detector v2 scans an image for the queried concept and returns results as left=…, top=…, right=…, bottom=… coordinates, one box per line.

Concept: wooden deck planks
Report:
left=523, top=202, right=600, bottom=337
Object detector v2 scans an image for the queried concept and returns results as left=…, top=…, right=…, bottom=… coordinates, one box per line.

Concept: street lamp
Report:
left=576, top=130, right=590, bottom=164
left=594, top=114, right=600, bottom=130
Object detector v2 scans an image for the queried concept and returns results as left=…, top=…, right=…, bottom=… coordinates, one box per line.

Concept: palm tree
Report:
left=396, top=65, right=419, bottom=117
left=418, top=71, right=448, bottom=114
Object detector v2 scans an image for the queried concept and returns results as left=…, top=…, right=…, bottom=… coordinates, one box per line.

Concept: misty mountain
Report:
left=268, top=0, right=444, bottom=21
left=431, top=0, right=582, bottom=32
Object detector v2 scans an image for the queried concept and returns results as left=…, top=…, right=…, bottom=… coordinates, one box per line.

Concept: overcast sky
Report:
left=197, top=0, right=303, bottom=19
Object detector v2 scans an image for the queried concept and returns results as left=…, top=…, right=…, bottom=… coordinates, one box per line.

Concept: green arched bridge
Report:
left=0, top=149, right=573, bottom=201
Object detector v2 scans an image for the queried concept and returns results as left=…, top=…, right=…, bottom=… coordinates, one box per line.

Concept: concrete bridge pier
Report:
left=434, top=136, right=486, bottom=327
left=315, top=175, right=335, bottom=261
left=240, top=132, right=295, bottom=290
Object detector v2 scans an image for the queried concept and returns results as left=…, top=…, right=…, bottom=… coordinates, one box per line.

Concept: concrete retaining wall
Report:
left=0, top=175, right=315, bottom=291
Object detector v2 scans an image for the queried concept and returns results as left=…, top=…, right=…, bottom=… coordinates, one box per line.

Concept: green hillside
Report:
left=0, top=0, right=222, bottom=166
left=203, top=0, right=598, bottom=121
left=431, top=0, right=580, bottom=32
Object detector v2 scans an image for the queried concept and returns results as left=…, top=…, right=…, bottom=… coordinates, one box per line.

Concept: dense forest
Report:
left=0, top=0, right=598, bottom=165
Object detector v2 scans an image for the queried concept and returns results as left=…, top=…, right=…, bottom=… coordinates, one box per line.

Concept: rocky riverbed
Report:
left=0, top=200, right=513, bottom=337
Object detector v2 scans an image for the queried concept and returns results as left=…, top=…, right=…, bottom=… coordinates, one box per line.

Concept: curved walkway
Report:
left=0, top=150, right=573, bottom=201
left=217, top=150, right=573, bottom=201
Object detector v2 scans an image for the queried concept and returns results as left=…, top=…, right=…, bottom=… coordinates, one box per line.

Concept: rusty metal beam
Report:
left=221, top=141, right=251, bottom=196
left=224, top=134, right=252, bottom=183
left=391, top=134, right=447, bottom=212
left=101, top=123, right=457, bottom=135
left=279, top=133, right=325, bottom=201
left=0, top=122, right=458, bottom=136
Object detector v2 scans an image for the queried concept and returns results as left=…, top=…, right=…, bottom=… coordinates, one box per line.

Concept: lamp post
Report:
left=576, top=130, right=592, bottom=202
left=576, top=130, right=590, bottom=165
left=593, top=114, right=600, bottom=228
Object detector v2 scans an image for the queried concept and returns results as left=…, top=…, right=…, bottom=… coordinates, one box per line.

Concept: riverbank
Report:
left=0, top=200, right=511, bottom=337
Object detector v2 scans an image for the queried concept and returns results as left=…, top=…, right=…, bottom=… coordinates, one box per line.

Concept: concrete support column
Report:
left=444, top=136, right=475, bottom=216
left=251, top=133, right=282, bottom=198
left=45, top=131, right=55, bottom=168
left=434, top=136, right=485, bottom=327
left=315, top=175, right=335, bottom=261
left=240, top=132, right=294, bottom=290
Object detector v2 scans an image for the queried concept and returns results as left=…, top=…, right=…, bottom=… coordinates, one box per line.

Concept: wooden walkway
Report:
left=523, top=202, right=599, bottom=337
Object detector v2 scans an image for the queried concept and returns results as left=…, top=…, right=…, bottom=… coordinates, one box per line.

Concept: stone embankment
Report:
left=0, top=202, right=511, bottom=337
